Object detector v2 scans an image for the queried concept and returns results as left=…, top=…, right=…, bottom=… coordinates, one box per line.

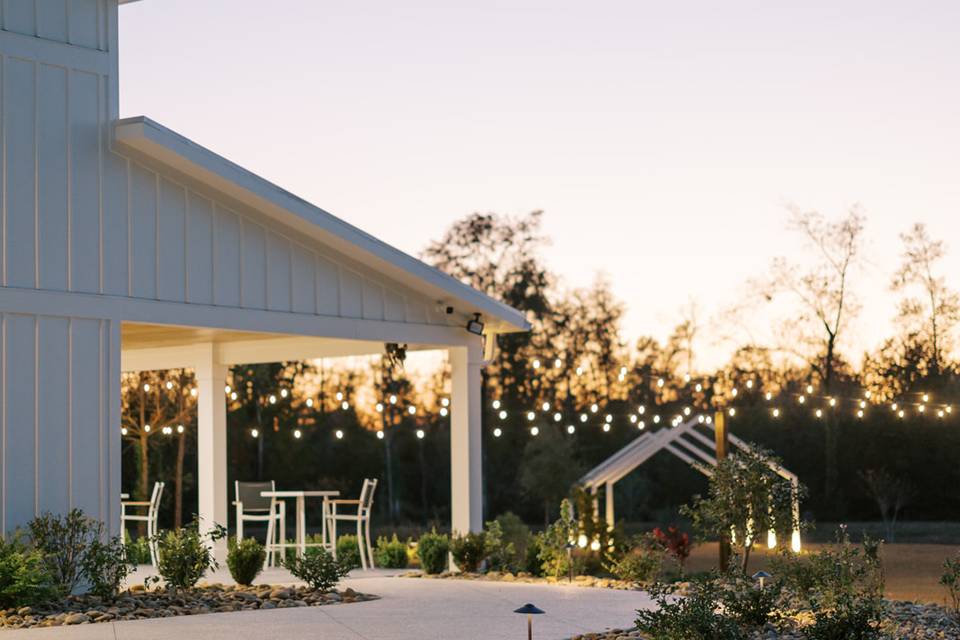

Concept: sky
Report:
left=119, top=1, right=960, bottom=370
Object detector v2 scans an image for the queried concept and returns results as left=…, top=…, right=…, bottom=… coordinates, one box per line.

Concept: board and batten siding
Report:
left=0, top=0, right=109, bottom=51
left=0, top=312, right=120, bottom=534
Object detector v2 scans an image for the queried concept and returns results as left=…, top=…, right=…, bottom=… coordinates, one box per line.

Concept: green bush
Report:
left=940, top=552, right=960, bottom=616
left=523, top=535, right=543, bottom=576
left=491, top=513, right=529, bottom=571
left=537, top=499, right=577, bottom=578
left=0, top=537, right=56, bottom=608
left=416, top=530, right=449, bottom=574
left=285, top=548, right=347, bottom=592
left=227, top=538, right=266, bottom=586
left=154, top=520, right=227, bottom=589
left=82, top=535, right=134, bottom=599
left=335, top=535, right=362, bottom=570
left=606, top=545, right=663, bottom=585
left=374, top=534, right=409, bottom=569
left=28, top=509, right=102, bottom=596
left=802, top=592, right=884, bottom=640
left=483, top=520, right=515, bottom=572
left=635, top=578, right=745, bottom=640
left=718, top=569, right=782, bottom=629
left=450, top=532, right=486, bottom=572
left=124, top=536, right=152, bottom=565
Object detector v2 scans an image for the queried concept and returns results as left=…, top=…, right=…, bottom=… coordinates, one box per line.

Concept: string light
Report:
left=653, top=415, right=661, bottom=424
left=440, top=407, right=449, bottom=417
left=280, top=389, right=289, bottom=398
left=554, top=358, right=562, bottom=369
left=251, top=428, right=259, bottom=438
left=492, top=400, right=501, bottom=410
left=143, top=383, right=151, bottom=392
left=342, top=401, right=350, bottom=410
left=176, top=424, right=184, bottom=434
left=306, top=398, right=314, bottom=408
left=293, top=429, right=301, bottom=439
left=530, top=426, right=539, bottom=436
left=553, top=412, right=562, bottom=422
left=815, top=409, right=822, bottom=419
left=657, top=378, right=665, bottom=388
left=143, top=424, right=151, bottom=433
left=441, top=398, right=450, bottom=407
left=499, top=410, right=508, bottom=420
left=231, top=392, right=238, bottom=401
left=728, top=408, right=736, bottom=417
left=602, top=423, right=611, bottom=432
left=121, top=427, right=128, bottom=436
left=407, top=406, right=416, bottom=415
left=923, top=393, right=930, bottom=403
left=190, top=388, right=198, bottom=397
left=579, top=414, right=588, bottom=423
left=605, top=414, right=613, bottom=423
left=269, top=394, right=277, bottom=404
left=416, top=429, right=425, bottom=439
left=772, top=408, right=780, bottom=418
left=575, top=366, right=583, bottom=376
left=638, top=405, right=646, bottom=414
left=335, top=392, right=343, bottom=401
left=165, top=381, right=174, bottom=390
left=638, top=421, right=646, bottom=430
left=567, top=425, right=576, bottom=434
left=376, top=402, right=384, bottom=412
left=335, top=430, right=344, bottom=439
left=590, top=403, right=599, bottom=413
left=798, top=395, right=805, bottom=404
left=223, top=385, right=230, bottom=394
left=376, top=430, right=384, bottom=439
left=389, top=395, right=398, bottom=405
left=806, top=384, right=814, bottom=394
left=493, top=428, right=502, bottom=437
left=532, top=359, right=541, bottom=369
left=526, top=411, right=536, bottom=421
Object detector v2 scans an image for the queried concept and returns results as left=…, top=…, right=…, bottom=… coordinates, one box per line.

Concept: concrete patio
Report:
left=3, top=567, right=651, bottom=639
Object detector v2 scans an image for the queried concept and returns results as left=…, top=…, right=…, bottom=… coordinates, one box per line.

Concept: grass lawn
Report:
left=684, top=542, right=958, bottom=605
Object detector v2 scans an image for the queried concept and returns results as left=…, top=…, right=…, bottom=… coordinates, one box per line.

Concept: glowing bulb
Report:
left=162, top=426, right=171, bottom=436
left=767, top=530, right=777, bottom=549
left=224, top=385, right=230, bottom=394
left=499, top=410, right=507, bottom=420
left=806, top=384, right=814, bottom=394
left=165, top=381, right=173, bottom=390
left=898, top=409, right=905, bottom=418
left=580, top=413, right=588, bottom=423
left=638, top=405, right=646, bottom=414
left=815, top=409, right=822, bottom=418
left=541, top=402, right=550, bottom=412
left=306, top=398, right=314, bottom=408
left=251, top=428, right=259, bottom=438
left=856, top=409, right=864, bottom=418
left=859, top=400, right=866, bottom=409
left=530, top=426, right=539, bottom=436
left=554, top=359, right=562, bottom=369
left=602, top=423, right=610, bottom=432
left=441, top=398, right=450, bottom=407
left=389, top=395, right=398, bottom=405
left=947, top=406, right=953, bottom=414
left=280, top=389, right=289, bottom=398
left=772, top=408, right=780, bottom=418
left=416, top=429, right=425, bottom=439
left=728, top=408, right=736, bottom=417
left=177, top=424, right=184, bottom=434
left=937, top=410, right=945, bottom=418
left=231, top=392, right=238, bottom=401
left=638, top=421, right=645, bottom=430
left=493, top=428, right=502, bottom=437
left=683, top=406, right=691, bottom=416
left=590, top=539, right=601, bottom=552
left=684, top=374, right=692, bottom=383
left=695, top=383, right=703, bottom=392
left=865, top=390, right=872, bottom=399
left=407, top=405, right=416, bottom=415
left=342, top=401, right=350, bottom=410
left=143, top=383, right=151, bottom=392
left=657, top=378, right=665, bottom=388
left=567, top=425, right=575, bottom=434
left=731, top=388, right=738, bottom=397
left=376, top=430, right=384, bottom=439
left=526, top=411, right=535, bottom=421
left=891, top=402, right=899, bottom=411
left=746, top=380, right=754, bottom=389
left=335, top=392, right=343, bottom=401
left=376, top=402, right=383, bottom=412
left=919, top=404, right=926, bottom=413
left=121, top=427, right=128, bottom=436
left=829, top=397, right=836, bottom=407
left=576, top=367, right=583, bottom=376
left=492, top=399, right=501, bottom=410
left=144, top=424, right=151, bottom=433
left=532, top=359, right=541, bottom=369
left=698, top=415, right=705, bottom=423
left=605, top=414, right=613, bottom=423
left=923, top=393, right=930, bottom=402
left=190, top=388, right=198, bottom=397
left=269, top=394, right=277, bottom=404
left=798, top=395, right=805, bottom=404
left=653, top=415, right=661, bottom=424
left=293, top=429, right=301, bottom=439
left=578, top=534, right=588, bottom=548
left=765, top=392, right=773, bottom=401
left=630, top=414, right=638, bottom=424
left=553, top=412, right=561, bottom=422
left=440, top=407, right=449, bottom=417
left=590, top=403, right=599, bottom=413
left=335, top=429, right=344, bottom=439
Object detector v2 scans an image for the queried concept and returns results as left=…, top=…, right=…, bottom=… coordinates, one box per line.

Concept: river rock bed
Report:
left=565, top=600, right=960, bottom=640
left=0, top=584, right=378, bottom=630
left=401, top=569, right=646, bottom=591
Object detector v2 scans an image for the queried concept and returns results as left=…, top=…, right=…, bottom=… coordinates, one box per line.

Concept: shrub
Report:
left=335, top=535, right=362, bottom=570
left=538, top=499, right=577, bottom=578
left=802, top=592, right=884, bottom=640
left=483, top=520, right=516, bottom=572
left=83, top=535, right=134, bottom=599
left=0, top=537, right=56, bottom=608
left=635, top=578, right=745, bottom=640
left=607, top=544, right=663, bottom=585
left=124, top=536, right=152, bottom=565
left=227, top=537, right=266, bottom=586
left=417, top=530, right=449, bottom=574
left=374, top=534, right=409, bottom=569
left=718, top=568, right=782, bottom=629
left=450, top=532, right=487, bottom=572
left=154, top=520, right=227, bottom=589
left=940, top=553, right=960, bottom=617
left=652, top=526, right=694, bottom=576
left=28, top=509, right=101, bottom=596
left=492, top=512, right=529, bottom=570
left=285, top=548, right=347, bottom=592
left=523, top=534, right=543, bottom=576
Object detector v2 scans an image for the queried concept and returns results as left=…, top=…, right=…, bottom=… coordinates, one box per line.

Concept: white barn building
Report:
left=0, top=0, right=527, bottom=551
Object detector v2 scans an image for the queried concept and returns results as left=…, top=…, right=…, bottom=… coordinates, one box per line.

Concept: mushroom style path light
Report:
left=513, top=603, right=545, bottom=640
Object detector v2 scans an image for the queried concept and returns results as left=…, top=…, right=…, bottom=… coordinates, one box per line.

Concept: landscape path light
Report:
left=513, top=603, right=545, bottom=640
left=752, top=570, right=771, bottom=590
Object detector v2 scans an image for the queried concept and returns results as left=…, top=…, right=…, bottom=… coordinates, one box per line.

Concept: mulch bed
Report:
left=0, top=584, right=378, bottom=630
left=565, top=601, right=960, bottom=640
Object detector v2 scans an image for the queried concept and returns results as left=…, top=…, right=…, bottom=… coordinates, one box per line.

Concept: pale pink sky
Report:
left=119, top=1, right=960, bottom=369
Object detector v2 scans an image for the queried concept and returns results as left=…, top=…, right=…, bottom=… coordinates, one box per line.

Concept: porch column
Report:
left=449, top=340, right=483, bottom=533
left=195, top=343, right=228, bottom=562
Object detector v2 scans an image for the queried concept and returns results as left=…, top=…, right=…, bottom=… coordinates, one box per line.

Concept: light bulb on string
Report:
left=376, top=430, right=384, bottom=440
left=922, top=393, right=930, bottom=403
left=121, top=427, right=128, bottom=436
left=590, top=403, right=599, bottom=414
left=605, top=414, right=613, bottom=423
left=684, top=374, right=692, bottom=383
left=541, top=402, right=550, bottom=412
left=144, top=424, right=151, bottom=433
left=653, top=415, right=661, bottom=424
left=441, top=398, right=450, bottom=407
left=731, top=388, right=738, bottom=397
left=342, top=401, right=350, bottom=411
left=493, top=428, right=502, bottom=438
left=856, top=410, right=864, bottom=419
left=526, top=411, right=535, bottom=421
left=306, top=398, right=314, bottom=408
left=251, top=428, right=259, bottom=438
left=223, top=385, right=230, bottom=394
left=657, top=378, right=665, bottom=388
left=335, top=430, right=344, bottom=439
left=269, top=394, right=277, bottom=405
left=829, top=398, right=836, bottom=407
left=638, top=421, right=646, bottom=430
left=891, top=402, right=898, bottom=411
left=499, top=410, right=508, bottom=420
left=440, top=407, right=449, bottom=417
left=772, top=408, right=780, bottom=418
left=806, top=384, right=813, bottom=394
left=165, top=381, right=173, bottom=390
left=898, top=409, right=905, bottom=418
left=416, top=429, right=425, bottom=439
left=580, top=414, right=588, bottom=423
left=567, top=425, right=576, bottom=434
left=602, top=423, right=611, bottom=432
left=575, top=367, right=583, bottom=376
left=695, top=383, right=703, bottom=392
left=280, top=389, right=289, bottom=398
left=553, top=412, right=562, bottom=422
left=683, top=406, right=691, bottom=416
left=630, top=415, right=638, bottom=424
left=532, top=359, right=541, bottom=369
left=376, top=403, right=383, bottom=413
left=293, top=429, right=302, bottom=439
left=492, top=399, right=501, bottom=410
left=190, top=388, right=198, bottom=397
left=407, top=405, right=416, bottom=415
left=798, top=395, right=805, bottom=404
left=389, top=395, right=398, bottom=405
left=746, top=380, right=754, bottom=389
left=530, top=426, right=539, bottom=436
left=918, top=404, right=926, bottom=413
left=176, top=424, right=184, bottom=434
left=554, top=358, right=562, bottom=369
left=335, top=392, right=343, bottom=401
left=765, top=392, right=773, bottom=401
left=143, top=383, right=151, bottom=392
left=638, top=405, right=646, bottom=415
left=231, top=392, right=238, bottom=401
left=815, top=409, right=822, bottom=419
left=728, top=408, right=736, bottom=417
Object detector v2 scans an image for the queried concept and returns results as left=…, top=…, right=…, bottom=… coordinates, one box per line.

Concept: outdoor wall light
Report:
left=466, top=313, right=484, bottom=335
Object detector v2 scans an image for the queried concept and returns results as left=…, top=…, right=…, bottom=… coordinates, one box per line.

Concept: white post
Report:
left=195, top=343, right=228, bottom=562
left=605, top=481, right=615, bottom=527
left=449, top=340, right=483, bottom=534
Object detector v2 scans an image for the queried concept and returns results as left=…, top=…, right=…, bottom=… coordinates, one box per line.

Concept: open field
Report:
left=685, top=542, right=958, bottom=605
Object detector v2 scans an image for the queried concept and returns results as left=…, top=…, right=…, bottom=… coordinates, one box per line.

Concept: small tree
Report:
left=683, top=444, right=804, bottom=572
left=859, top=469, right=912, bottom=543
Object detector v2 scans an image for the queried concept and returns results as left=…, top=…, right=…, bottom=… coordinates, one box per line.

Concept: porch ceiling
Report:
left=121, top=322, right=437, bottom=371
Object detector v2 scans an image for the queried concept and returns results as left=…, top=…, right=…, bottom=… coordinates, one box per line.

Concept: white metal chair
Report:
left=121, top=481, right=164, bottom=567
left=234, top=480, right=286, bottom=567
left=327, top=478, right=378, bottom=570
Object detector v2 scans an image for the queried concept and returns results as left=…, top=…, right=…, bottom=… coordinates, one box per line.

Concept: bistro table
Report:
left=260, top=490, right=339, bottom=558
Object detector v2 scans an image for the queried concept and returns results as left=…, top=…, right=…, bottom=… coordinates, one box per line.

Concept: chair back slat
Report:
left=360, top=478, right=378, bottom=510
left=150, top=482, right=165, bottom=512
left=236, top=480, right=275, bottom=512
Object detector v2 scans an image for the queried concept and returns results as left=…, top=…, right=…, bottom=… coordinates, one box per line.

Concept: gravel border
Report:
left=0, top=584, right=378, bottom=630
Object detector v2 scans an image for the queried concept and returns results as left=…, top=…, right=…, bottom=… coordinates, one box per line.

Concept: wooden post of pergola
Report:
left=714, top=409, right=730, bottom=571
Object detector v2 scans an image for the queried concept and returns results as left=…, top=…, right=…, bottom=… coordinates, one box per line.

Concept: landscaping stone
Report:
left=0, top=585, right=379, bottom=630
left=401, top=569, right=646, bottom=591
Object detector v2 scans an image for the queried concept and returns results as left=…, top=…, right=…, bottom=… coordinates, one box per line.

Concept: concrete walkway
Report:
left=3, top=568, right=653, bottom=639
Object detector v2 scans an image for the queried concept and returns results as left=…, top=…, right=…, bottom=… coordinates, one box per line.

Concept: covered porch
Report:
left=120, top=321, right=486, bottom=560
